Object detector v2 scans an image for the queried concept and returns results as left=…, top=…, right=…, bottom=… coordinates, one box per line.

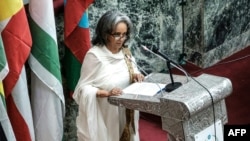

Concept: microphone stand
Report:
left=150, top=46, right=183, bottom=92
left=165, top=60, right=182, bottom=92
left=141, top=45, right=184, bottom=92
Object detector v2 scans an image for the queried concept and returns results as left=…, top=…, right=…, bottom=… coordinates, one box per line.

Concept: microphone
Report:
left=142, top=45, right=189, bottom=82
left=141, top=45, right=188, bottom=92
left=142, top=45, right=177, bottom=65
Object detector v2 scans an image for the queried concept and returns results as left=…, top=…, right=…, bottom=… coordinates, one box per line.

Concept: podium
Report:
left=108, top=73, right=232, bottom=141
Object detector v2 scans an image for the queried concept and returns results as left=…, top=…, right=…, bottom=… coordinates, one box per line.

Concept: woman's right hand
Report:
left=97, top=88, right=122, bottom=97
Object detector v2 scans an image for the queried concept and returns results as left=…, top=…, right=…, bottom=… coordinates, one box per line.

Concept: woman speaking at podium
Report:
left=72, top=10, right=144, bottom=141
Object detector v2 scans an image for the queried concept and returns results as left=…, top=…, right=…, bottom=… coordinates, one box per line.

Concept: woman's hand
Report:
left=96, top=88, right=122, bottom=97
left=132, top=73, right=145, bottom=82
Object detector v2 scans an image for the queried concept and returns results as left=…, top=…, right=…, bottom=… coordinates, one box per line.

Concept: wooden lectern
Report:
left=108, top=73, right=232, bottom=141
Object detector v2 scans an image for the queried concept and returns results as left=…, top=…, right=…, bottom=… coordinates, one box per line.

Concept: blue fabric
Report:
left=78, top=11, right=89, bottom=28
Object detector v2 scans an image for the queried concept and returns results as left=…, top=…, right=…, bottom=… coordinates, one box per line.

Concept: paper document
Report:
left=123, top=82, right=166, bottom=96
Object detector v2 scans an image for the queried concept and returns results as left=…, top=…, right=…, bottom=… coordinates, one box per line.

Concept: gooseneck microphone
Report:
left=151, top=46, right=171, bottom=61
left=142, top=45, right=190, bottom=83
left=141, top=45, right=184, bottom=92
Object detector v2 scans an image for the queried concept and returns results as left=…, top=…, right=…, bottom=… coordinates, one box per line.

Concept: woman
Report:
left=73, top=10, right=144, bottom=141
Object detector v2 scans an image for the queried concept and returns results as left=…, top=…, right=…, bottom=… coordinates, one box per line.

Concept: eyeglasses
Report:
left=110, top=33, right=127, bottom=40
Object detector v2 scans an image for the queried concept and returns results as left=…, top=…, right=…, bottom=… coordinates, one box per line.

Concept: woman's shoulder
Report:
left=88, top=45, right=110, bottom=56
left=85, top=45, right=107, bottom=61
left=88, top=45, right=103, bottom=53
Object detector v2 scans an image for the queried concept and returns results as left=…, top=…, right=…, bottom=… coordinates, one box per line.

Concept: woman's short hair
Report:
left=91, top=10, right=133, bottom=46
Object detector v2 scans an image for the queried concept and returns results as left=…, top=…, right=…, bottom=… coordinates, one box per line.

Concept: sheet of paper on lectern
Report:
left=122, top=82, right=166, bottom=96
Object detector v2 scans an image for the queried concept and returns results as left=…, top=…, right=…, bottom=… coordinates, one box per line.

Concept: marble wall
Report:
left=202, top=0, right=250, bottom=67
left=185, top=0, right=250, bottom=67
left=86, top=0, right=249, bottom=72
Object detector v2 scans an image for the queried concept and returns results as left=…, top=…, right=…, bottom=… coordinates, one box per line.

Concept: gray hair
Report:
left=91, top=10, right=133, bottom=46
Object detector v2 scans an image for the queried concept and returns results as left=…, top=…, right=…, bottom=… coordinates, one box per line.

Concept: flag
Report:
left=0, top=0, right=35, bottom=141
left=0, top=36, right=15, bottom=141
left=0, top=123, right=7, bottom=141
left=28, top=0, right=65, bottom=140
left=0, top=36, right=8, bottom=81
left=64, top=0, right=94, bottom=96
left=0, top=82, right=16, bottom=141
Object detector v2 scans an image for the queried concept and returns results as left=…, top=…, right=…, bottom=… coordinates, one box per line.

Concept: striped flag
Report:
left=0, top=36, right=15, bottom=141
left=0, top=82, right=16, bottom=141
left=0, top=36, right=8, bottom=81
left=0, top=0, right=35, bottom=141
left=64, top=0, right=94, bottom=96
left=28, top=0, right=65, bottom=140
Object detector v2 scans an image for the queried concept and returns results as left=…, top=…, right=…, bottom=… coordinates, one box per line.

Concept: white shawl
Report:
left=73, top=45, right=140, bottom=141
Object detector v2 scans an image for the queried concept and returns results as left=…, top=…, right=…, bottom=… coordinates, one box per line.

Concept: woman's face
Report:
left=106, top=22, right=128, bottom=53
